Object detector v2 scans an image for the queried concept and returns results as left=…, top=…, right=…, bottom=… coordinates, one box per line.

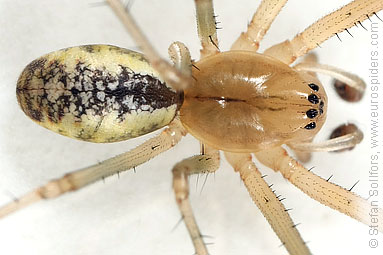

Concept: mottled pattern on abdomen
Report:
left=17, top=45, right=182, bottom=142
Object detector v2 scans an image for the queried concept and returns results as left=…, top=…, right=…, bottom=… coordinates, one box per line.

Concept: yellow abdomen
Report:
left=17, top=45, right=183, bottom=143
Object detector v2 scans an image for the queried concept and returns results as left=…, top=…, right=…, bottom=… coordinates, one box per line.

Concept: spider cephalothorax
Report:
left=181, top=51, right=327, bottom=152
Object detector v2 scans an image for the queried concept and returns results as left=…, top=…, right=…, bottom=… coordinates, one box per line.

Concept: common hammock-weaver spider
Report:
left=0, top=0, right=382, bottom=254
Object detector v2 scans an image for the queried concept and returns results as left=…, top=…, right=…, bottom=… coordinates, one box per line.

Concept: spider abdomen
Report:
left=16, top=45, right=182, bottom=143
left=181, top=51, right=327, bottom=152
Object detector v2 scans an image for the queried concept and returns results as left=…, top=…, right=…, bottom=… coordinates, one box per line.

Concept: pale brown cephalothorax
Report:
left=2, top=0, right=383, bottom=254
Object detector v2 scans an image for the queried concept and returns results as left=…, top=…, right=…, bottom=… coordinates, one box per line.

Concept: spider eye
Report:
left=319, top=101, right=325, bottom=114
left=308, top=83, right=319, bottom=91
left=306, top=109, right=318, bottom=119
left=304, top=122, right=316, bottom=130
left=307, top=94, right=319, bottom=104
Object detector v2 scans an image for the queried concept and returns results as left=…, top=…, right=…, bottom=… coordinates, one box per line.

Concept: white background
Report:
left=0, top=0, right=381, bottom=254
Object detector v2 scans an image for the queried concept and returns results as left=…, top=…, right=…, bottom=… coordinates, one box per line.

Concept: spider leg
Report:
left=225, top=152, right=311, bottom=255
left=264, top=0, right=383, bottom=64
left=294, top=61, right=366, bottom=102
left=231, top=0, right=288, bottom=51
left=168, top=41, right=192, bottom=76
left=288, top=124, right=363, bottom=152
left=293, top=146, right=313, bottom=163
left=0, top=119, right=186, bottom=219
left=167, top=41, right=213, bottom=161
left=172, top=147, right=220, bottom=255
left=255, top=146, right=383, bottom=232
left=290, top=55, right=365, bottom=156
left=106, top=0, right=192, bottom=91
left=193, top=0, right=220, bottom=58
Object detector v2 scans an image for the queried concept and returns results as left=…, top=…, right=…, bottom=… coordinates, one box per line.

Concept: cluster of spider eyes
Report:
left=304, top=83, right=324, bottom=130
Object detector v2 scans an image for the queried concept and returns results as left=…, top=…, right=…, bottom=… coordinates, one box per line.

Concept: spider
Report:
left=0, top=0, right=383, bottom=255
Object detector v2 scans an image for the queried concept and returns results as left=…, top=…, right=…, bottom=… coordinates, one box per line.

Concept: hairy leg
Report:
left=172, top=147, right=220, bottom=255
left=231, top=0, right=288, bottom=51
left=106, top=0, right=192, bottom=91
left=225, top=152, right=311, bottom=255
left=0, top=119, right=186, bottom=218
left=194, top=0, right=220, bottom=58
left=264, top=0, right=383, bottom=64
left=255, top=146, right=383, bottom=232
